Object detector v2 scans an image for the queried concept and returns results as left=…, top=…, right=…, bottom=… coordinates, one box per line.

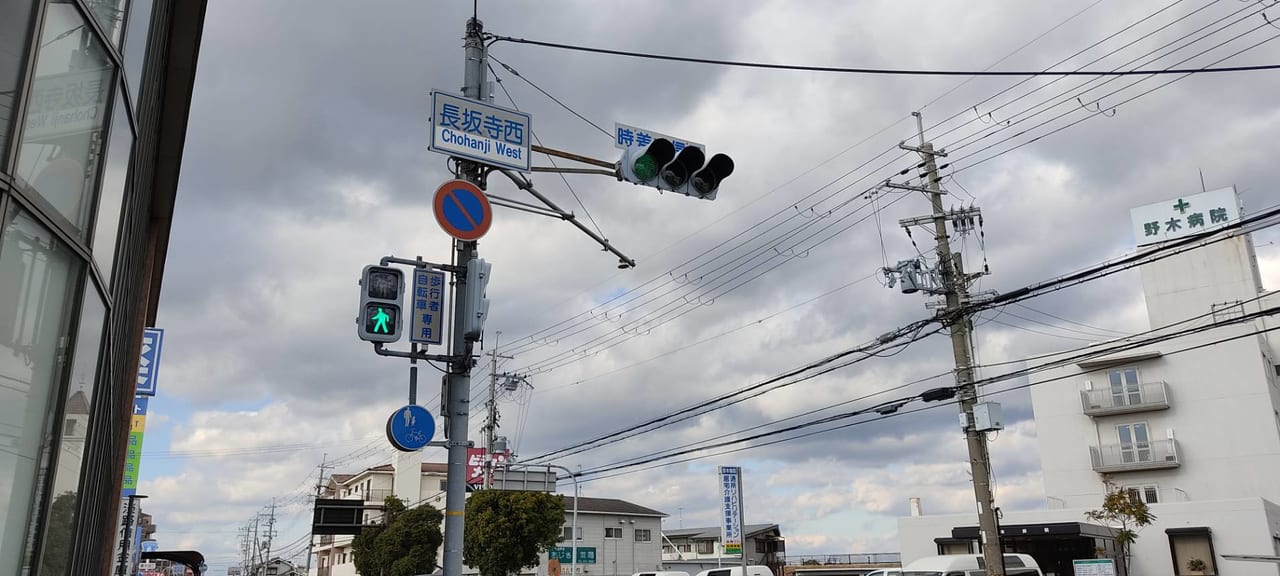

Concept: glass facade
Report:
left=0, top=0, right=203, bottom=572
left=16, top=2, right=115, bottom=238
left=0, top=0, right=36, bottom=162
left=0, top=207, right=81, bottom=575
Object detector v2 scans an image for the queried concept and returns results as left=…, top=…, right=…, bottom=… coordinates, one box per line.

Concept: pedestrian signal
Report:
left=358, top=265, right=404, bottom=343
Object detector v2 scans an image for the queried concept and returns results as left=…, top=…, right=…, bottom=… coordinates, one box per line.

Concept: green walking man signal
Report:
left=358, top=266, right=405, bottom=343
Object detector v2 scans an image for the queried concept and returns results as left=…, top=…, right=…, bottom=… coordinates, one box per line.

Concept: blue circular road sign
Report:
left=140, top=540, right=159, bottom=553
left=433, top=179, right=493, bottom=241
left=387, top=404, right=436, bottom=452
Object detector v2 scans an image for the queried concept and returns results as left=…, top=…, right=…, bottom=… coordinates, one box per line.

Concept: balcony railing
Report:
left=318, top=534, right=334, bottom=546
left=363, top=488, right=394, bottom=502
left=1080, top=381, right=1169, bottom=416
left=1091, top=438, right=1180, bottom=473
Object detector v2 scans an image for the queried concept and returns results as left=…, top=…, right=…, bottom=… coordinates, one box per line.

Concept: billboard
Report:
left=719, top=466, right=743, bottom=556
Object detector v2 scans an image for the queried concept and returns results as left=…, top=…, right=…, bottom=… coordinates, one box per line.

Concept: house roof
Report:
left=664, top=524, right=781, bottom=540
left=66, top=391, right=90, bottom=415
left=561, top=496, right=666, bottom=517
left=331, top=474, right=355, bottom=485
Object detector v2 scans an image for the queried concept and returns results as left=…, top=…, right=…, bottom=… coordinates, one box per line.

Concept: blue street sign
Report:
left=136, top=328, right=164, bottom=396
left=433, top=179, right=493, bottom=241
left=141, top=540, right=159, bottom=553
left=410, top=269, right=446, bottom=345
left=386, top=404, right=435, bottom=452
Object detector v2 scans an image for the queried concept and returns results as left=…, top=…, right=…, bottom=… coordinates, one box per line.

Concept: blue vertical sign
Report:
left=410, top=269, right=446, bottom=345
left=135, top=328, right=164, bottom=396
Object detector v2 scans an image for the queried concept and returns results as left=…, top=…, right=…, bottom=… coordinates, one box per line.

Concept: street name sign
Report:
left=430, top=91, right=532, bottom=172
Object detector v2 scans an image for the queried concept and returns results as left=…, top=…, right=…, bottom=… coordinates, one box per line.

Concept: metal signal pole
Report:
left=905, top=112, right=1004, bottom=575
left=442, top=16, right=487, bottom=576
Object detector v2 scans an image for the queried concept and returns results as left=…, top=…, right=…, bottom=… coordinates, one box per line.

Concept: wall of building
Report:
left=520, top=514, right=664, bottom=576
left=898, top=498, right=1280, bottom=576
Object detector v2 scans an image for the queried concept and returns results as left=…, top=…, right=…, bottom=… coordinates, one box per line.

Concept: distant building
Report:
left=314, top=455, right=448, bottom=576
left=661, top=524, right=785, bottom=575
left=899, top=187, right=1280, bottom=576
left=529, top=496, right=666, bottom=576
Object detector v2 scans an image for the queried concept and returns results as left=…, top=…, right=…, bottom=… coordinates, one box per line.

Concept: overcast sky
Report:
left=137, top=0, right=1280, bottom=570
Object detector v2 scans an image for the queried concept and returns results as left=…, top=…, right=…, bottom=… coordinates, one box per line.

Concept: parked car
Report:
left=694, top=566, right=775, bottom=576
left=865, top=569, right=902, bottom=576
left=633, top=572, right=691, bottom=576
left=901, top=554, right=1043, bottom=576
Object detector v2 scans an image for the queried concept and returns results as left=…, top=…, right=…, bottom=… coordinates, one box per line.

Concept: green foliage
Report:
left=1085, top=482, right=1156, bottom=574
left=40, top=492, right=77, bottom=574
left=802, top=560, right=822, bottom=566
left=464, top=490, right=566, bottom=576
left=353, top=495, right=444, bottom=576
left=1187, top=557, right=1208, bottom=572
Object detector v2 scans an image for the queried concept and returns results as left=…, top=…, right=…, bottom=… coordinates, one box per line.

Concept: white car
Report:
left=865, top=570, right=902, bottom=576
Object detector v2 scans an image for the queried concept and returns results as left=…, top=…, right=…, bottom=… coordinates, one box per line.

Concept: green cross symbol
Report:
left=1173, top=199, right=1191, bottom=214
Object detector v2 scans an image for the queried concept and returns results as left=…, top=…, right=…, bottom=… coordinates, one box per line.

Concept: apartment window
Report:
left=562, top=527, right=583, bottom=541
left=1117, top=422, right=1152, bottom=463
left=63, top=419, right=77, bottom=436
left=605, top=527, right=623, bottom=539
left=439, top=479, right=447, bottom=491
left=1125, top=485, right=1159, bottom=504
left=635, top=529, right=651, bottom=542
left=677, top=544, right=692, bottom=553
left=696, top=541, right=714, bottom=554
left=1109, top=368, right=1142, bottom=406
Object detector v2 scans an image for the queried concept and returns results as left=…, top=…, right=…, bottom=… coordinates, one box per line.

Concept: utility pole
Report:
left=262, top=499, right=277, bottom=569
left=305, top=454, right=330, bottom=575
left=483, top=333, right=515, bottom=489
left=442, top=15, right=487, bottom=576
left=889, top=112, right=1003, bottom=575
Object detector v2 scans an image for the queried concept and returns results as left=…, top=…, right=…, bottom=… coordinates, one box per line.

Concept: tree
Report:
left=40, top=492, right=77, bottom=574
left=464, top=490, right=565, bottom=576
left=1085, top=482, right=1156, bottom=576
left=352, top=495, right=444, bottom=576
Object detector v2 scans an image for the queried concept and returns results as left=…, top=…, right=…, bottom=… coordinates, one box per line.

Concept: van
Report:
left=901, top=554, right=1043, bottom=576
left=633, top=572, right=691, bottom=576
left=694, top=566, right=775, bottom=576
left=865, top=570, right=902, bottom=576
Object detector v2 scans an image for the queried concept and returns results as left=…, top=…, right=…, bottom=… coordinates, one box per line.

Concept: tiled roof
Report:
left=560, top=496, right=666, bottom=517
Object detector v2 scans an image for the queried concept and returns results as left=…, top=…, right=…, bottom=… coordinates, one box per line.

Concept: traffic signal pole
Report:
left=909, top=113, right=1004, bottom=576
left=442, top=16, right=487, bottom=576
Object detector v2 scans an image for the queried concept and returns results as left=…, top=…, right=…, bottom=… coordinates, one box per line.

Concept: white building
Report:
left=312, top=450, right=665, bottom=576
left=900, top=187, right=1280, bottom=576
left=660, top=524, right=785, bottom=574
left=314, top=451, right=448, bottom=576
left=531, top=496, right=667, bottom=576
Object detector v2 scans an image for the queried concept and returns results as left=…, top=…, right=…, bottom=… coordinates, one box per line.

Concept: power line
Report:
left=487, top=60, right=608, bottom=239
left=574, top=305, right=1280, bottom=481
left=523, top=205, right=1280, bottom=464
left=486, top=33, right=1280, bottom=76
left=487, top=53, right=613, bottom=139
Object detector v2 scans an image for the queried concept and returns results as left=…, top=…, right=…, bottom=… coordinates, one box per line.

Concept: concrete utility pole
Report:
left=304, top=454, right=330, bottom=575
left=263, top=499, right=277, bottom=569
left=907, top=112, right=1004, bottom=575
left=442, top=15, right=487, bottom=576
left=483, top=333, right=515, bottom=489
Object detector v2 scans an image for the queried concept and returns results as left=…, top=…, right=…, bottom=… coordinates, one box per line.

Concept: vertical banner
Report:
left=135, top=328, right=164, bottom=396
left=719, top=466, right=743, bottom=556
left=122, top=397, right=148, bottom=496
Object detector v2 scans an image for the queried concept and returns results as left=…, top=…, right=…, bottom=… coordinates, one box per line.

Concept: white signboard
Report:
left=718, top=466, right=743, bottom=557
left=1130, top=187, right=1240, bottom=246
left=1072, top=558, right=1116, bottom=576
left=429, top=91, right=532, bottom=172
left=409, top=269, right=446, bottom=345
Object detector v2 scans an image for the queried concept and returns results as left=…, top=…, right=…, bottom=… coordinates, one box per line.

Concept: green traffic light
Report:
left=633, top=155, right=660, bottom=181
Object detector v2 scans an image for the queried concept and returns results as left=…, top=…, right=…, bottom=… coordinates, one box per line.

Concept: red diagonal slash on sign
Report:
left=443, top=188, right=481, bottom=230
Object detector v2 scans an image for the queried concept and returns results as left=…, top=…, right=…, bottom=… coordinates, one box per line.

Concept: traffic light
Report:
left=624, top=138, right=675, bottom=184
left=463, top=258, right=491, bottom=341
left=619, top=138, right=733, bottom=200
left=357, top=265, right=404, bottom=343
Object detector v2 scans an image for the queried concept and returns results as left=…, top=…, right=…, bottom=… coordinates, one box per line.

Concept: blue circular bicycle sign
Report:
left=386, top=404, right=435, bottom=452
